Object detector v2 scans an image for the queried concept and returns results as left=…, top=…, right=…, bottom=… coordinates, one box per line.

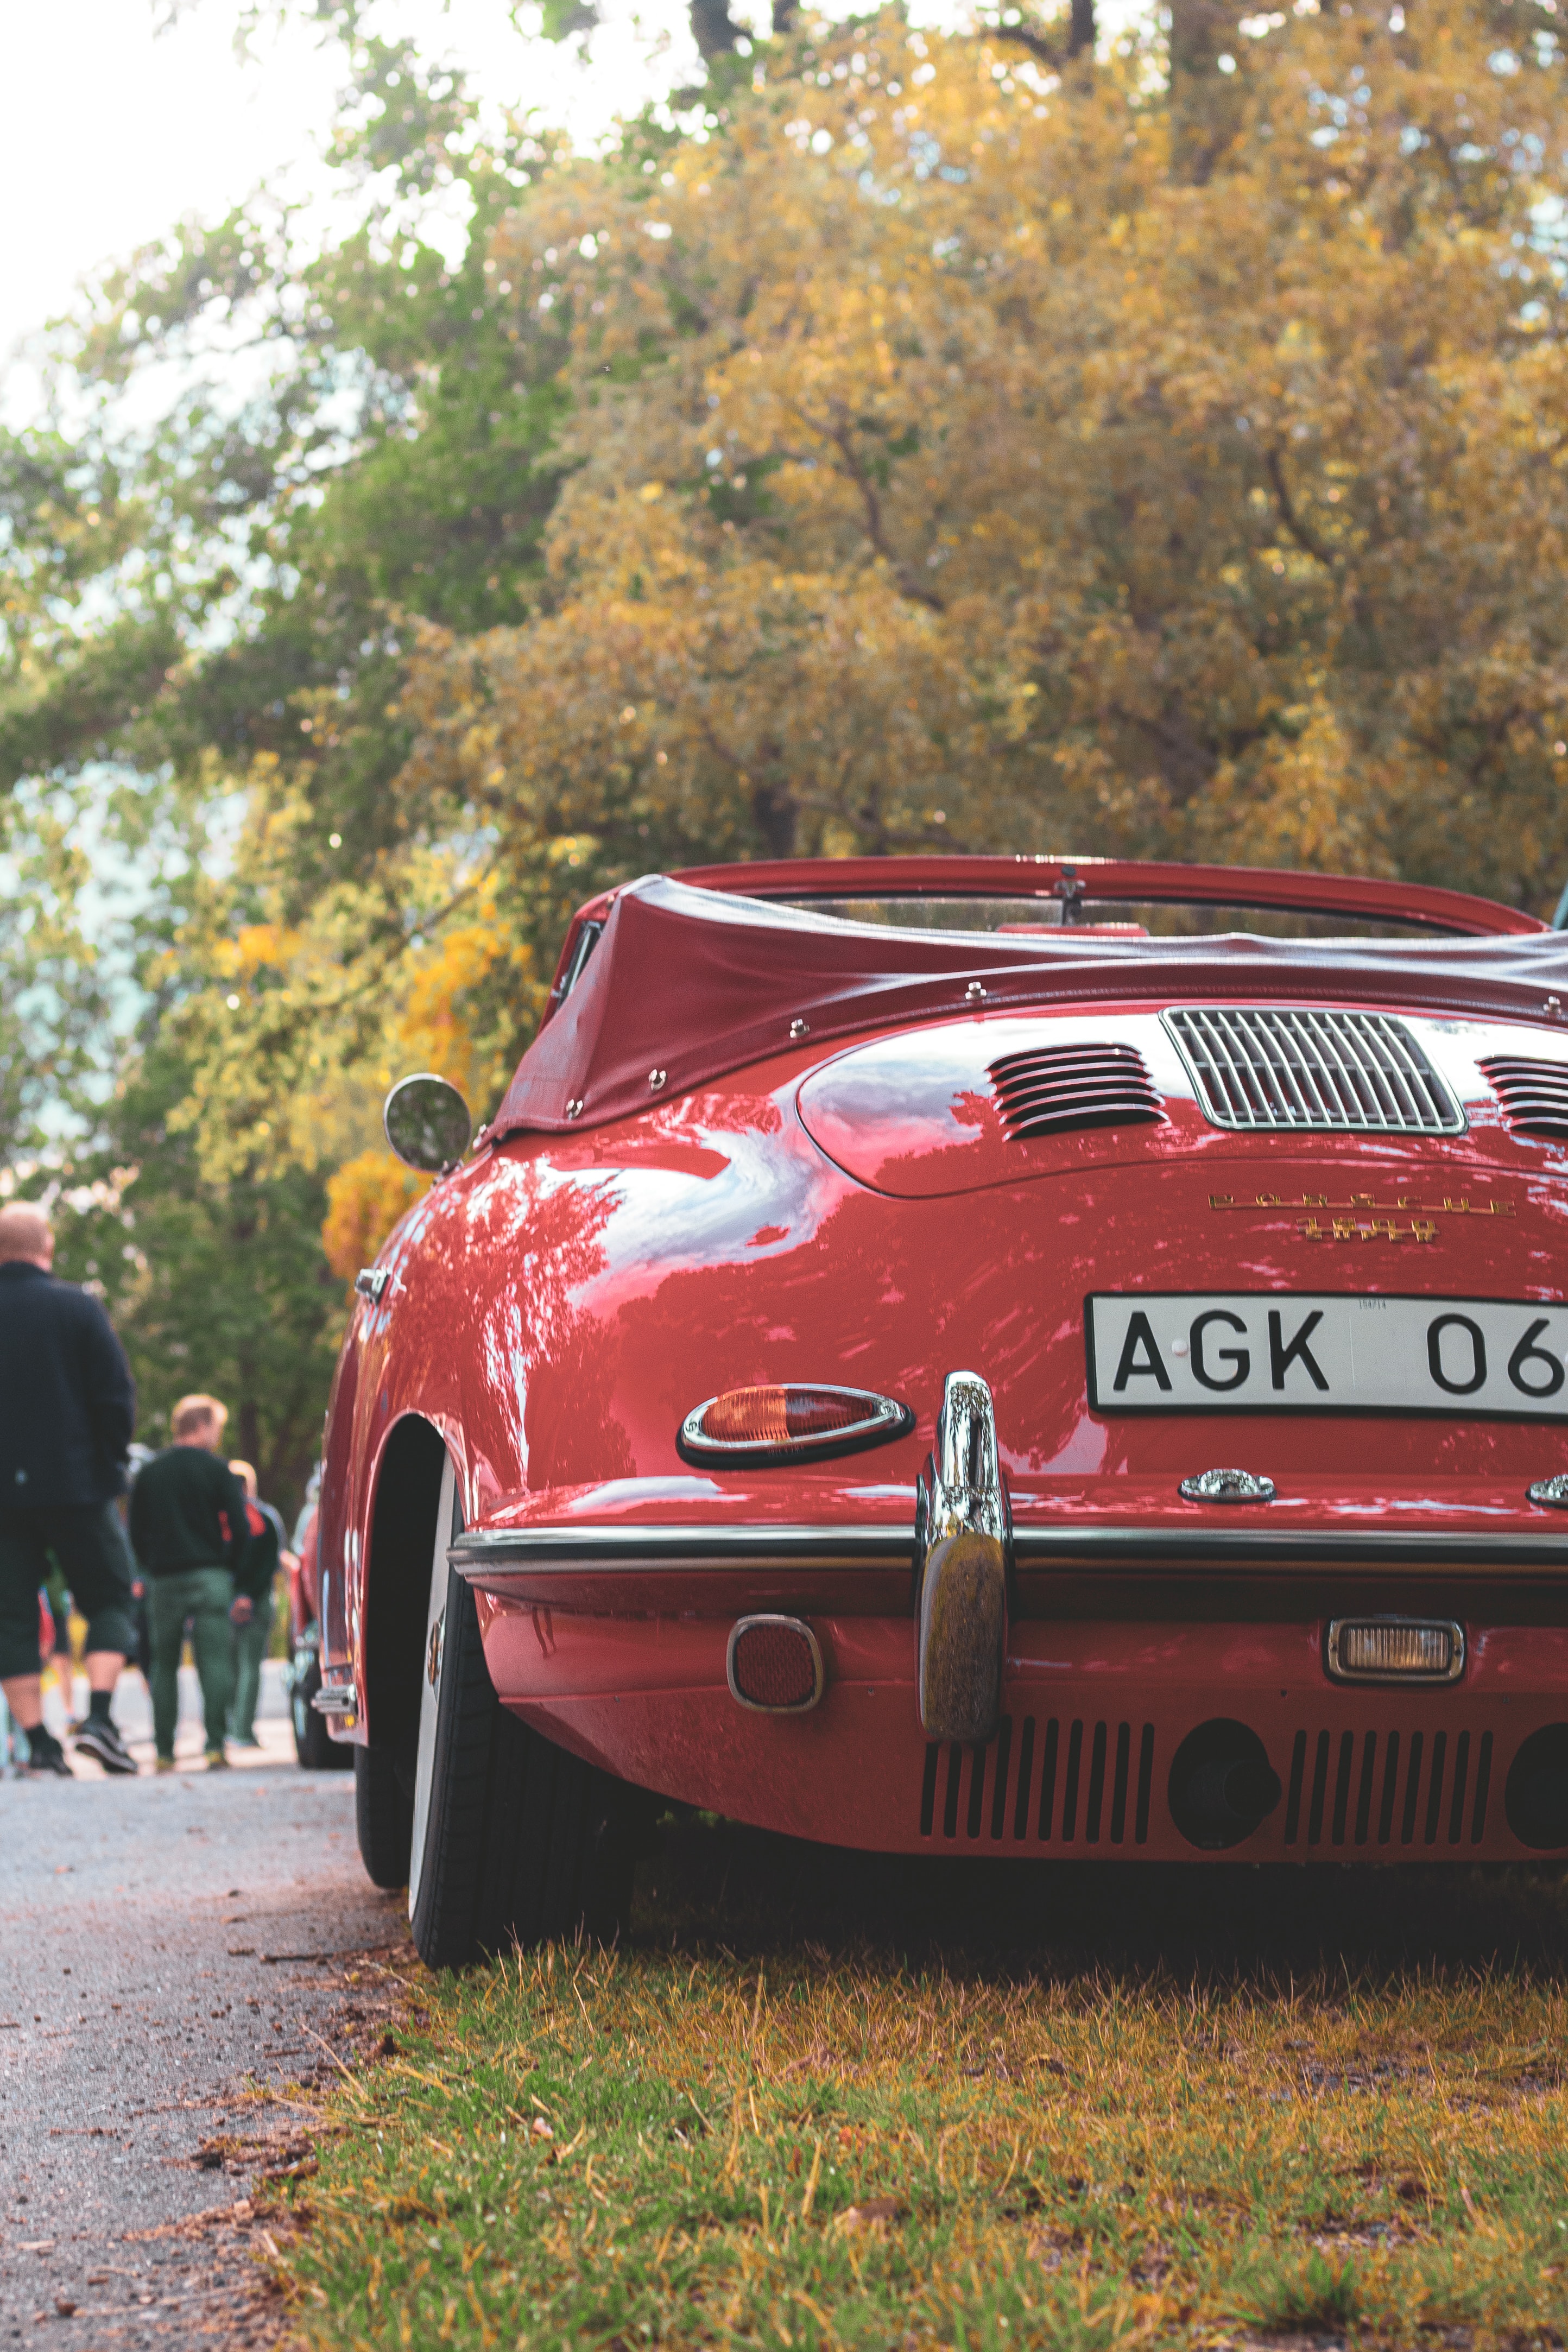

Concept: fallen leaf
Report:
left=839, top=2197, right=904, bottom=2232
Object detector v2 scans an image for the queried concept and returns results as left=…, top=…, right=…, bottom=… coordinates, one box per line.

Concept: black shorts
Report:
left=0, top=1505, right=136, bottom=1682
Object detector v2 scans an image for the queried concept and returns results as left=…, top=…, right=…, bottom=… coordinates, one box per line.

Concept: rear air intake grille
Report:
left=1166, top=1007, right=1463, bottom=1135
left=1480, top=1055, right=1568, bottom=1139
left=1281, top=1724, right=1493, bottom=1849
left=988, top=1045, right=1165, bottom=1142
left=919, top=1715, right=1156, bottom=1845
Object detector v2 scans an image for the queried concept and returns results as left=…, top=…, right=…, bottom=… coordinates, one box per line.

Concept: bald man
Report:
left=0, top=1202, right=138, bottom=1775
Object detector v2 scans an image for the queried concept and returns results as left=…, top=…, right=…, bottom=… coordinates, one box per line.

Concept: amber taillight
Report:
left=679, top=1383, right=911, bottom=1463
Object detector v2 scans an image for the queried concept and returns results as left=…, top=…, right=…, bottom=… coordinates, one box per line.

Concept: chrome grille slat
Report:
left=1166, top=1008, right=1463, bottom=1136
left=1481, top=1055, right=1568, bottom=1138
left=989, top=1044, right=1164, bottom=1143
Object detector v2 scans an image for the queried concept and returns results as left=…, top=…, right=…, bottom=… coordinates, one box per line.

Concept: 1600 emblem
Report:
left=1209, top=1192, right=1516, bottom=1245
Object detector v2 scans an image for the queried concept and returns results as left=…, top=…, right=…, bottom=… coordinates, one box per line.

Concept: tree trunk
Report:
left=1168, top=0, right=1244, bottom=182
left=690, top=0, right=744, bottom=59
left=750, top=771, right=799, bottom=857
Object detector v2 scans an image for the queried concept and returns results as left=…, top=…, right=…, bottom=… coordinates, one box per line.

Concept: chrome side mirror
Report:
left=383, top=1074, right=472, bottom=1174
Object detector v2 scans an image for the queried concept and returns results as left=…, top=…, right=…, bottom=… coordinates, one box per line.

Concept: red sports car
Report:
left=315, top=857, right=1568, bottom=1965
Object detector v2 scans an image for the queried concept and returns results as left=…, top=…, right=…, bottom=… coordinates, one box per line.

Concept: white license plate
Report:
left=1086, top=1293, right=1568, bottom=1417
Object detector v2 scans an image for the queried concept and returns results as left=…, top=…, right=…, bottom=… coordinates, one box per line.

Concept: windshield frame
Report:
left=672, top=854, right=1545, bottom=941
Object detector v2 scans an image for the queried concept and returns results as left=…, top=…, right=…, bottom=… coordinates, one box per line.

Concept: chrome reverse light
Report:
left=679, top=1383, right=912, bottom=1464
left=1326, top=1617, right=1465, bottom=1684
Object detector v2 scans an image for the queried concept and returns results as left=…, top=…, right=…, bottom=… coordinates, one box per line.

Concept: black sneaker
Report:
left=74, top=1718, right=137, bottom=1776
left=23, top=1729, right=72, bottom=1778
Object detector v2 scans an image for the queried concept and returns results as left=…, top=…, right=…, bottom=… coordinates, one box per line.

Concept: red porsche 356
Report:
left=312, top=857, right=1568, bottom=1964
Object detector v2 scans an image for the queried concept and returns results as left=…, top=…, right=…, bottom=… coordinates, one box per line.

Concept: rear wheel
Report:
left=355, top=1744, right=414, bottom=1888
left=407, top=1456, right=636, bottom=1968
left=290, top=1637, right=352, bottom=1771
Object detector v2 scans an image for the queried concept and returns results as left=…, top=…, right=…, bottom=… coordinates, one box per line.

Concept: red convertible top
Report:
left=491, top=859, right=1565, bottom=1140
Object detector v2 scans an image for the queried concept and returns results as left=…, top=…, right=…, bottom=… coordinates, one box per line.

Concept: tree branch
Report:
left=1264, top=446, right=1337, bottom=568
left=811, top=415, right=946, bottom=612
left=983, top=0, right=1094, bottom=68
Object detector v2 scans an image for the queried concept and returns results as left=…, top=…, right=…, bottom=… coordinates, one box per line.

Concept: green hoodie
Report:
left=129, top=1445, right=251, bottom=1582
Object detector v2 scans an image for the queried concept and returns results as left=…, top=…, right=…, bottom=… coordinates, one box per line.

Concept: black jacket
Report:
left=235, top=1497, right=284, bottom=1604
left=0, top=1261, right=136, bottom=1510
left=129, top=1445, right=251, bottom=1582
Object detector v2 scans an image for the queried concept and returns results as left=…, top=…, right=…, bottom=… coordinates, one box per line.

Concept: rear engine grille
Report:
left=1282, top=1725, right=1493, bottom=1849
left=1480, top=1055, right=1568, bottom=1139
left=920, top=1714, right=1156, bottom=1845
left=1166, top=1007, right=1463, bottom=1135
left=988, top=1045, right=1165, bottom=1142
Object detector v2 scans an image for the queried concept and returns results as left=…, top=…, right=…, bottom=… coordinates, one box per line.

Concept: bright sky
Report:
left=0, top=0, right=1147, bottom=409
left=0, top=0, right=729, bottom=372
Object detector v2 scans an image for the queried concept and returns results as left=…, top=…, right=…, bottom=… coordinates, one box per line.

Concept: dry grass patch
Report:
left=269, top=1825, right=1568, bottom=2350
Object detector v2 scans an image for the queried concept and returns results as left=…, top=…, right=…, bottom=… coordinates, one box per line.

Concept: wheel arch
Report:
left=362, top=1412, right=450, bottom=1763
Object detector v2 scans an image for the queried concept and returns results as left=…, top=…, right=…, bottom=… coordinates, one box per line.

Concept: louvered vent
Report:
left=988, top=1044, right=1165, bottom=1142
left=1166, top=1007, right=1463, bottom=1135
left=1481, top=1056, right=1568, bottom=1139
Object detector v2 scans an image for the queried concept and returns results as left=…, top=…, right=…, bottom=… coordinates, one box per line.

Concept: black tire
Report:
left=291, top=1640, right=353, bottom=1771
left=409, top=1545, right=636, bottom=1969
left=356, top=1743, right=415, bottom=1888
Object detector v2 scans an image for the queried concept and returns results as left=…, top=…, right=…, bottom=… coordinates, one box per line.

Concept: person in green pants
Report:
left=226, top=1460, right=292, bottom=1747
left=128, top=1395, right=251, bottom=1769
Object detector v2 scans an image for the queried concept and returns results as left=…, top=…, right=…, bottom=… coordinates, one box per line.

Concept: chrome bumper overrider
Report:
left=914, top=1371, right=1011, bottom=1744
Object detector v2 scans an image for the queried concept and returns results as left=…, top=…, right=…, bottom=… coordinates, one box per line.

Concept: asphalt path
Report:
left=0, top=1724, right=404, bottom=2349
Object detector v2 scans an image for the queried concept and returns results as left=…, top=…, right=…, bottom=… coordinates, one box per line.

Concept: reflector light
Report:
left=728, top=1616, right=824, bottom=1712
left=1326, top=1617, right=1465, bottom=1684
left=679, top=1383, right=911, bottom=1462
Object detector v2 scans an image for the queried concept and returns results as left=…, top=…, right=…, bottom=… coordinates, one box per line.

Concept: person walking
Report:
left=0, top=1201, right=138, bottom=1776
left=226, top=1460, right=292, bottom=1748
left=129, top=1396, right=251, bottom=1771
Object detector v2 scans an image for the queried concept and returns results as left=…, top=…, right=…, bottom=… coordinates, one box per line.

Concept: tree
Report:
left=7, top=0, right=1568, bottom=1335
left=389, top=0, right=1568, bottom=922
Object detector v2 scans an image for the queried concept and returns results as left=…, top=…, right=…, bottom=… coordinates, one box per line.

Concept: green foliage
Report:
left=0, top=10, right=583, bottom=1478
left=48, top=1043, right=341, bottom=1522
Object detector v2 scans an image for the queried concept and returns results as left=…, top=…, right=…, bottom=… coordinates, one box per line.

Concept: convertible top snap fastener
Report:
left=565, top=1098, right=584, bottom=1118
left=965, top=981, right=988, bottom=1002
left=789, top=1018, right=810, bottom=1040
left=648, top=1068, right=667, bottom=1091
left=1179, top=1467, right=1276, bottom=1504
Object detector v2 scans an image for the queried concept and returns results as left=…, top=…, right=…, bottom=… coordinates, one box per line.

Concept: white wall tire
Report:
left=404, top=1449, right=641, bottom=1969
left=408, top=1455, right=457, bottom=1918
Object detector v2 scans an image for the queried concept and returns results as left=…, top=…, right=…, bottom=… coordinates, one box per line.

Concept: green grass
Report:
left=273, top=1823, right=1568, bottom=2350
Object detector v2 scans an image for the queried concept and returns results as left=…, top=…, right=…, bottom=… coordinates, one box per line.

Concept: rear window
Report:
left=780, top=895, right=1460, bottom=942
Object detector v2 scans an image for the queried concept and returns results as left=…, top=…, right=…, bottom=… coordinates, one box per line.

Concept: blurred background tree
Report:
left=1, top=0, right=1565, bottom=1509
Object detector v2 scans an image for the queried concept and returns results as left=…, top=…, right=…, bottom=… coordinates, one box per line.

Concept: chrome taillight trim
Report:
left=1325, top=1615, right=1466, bottom=1685
left=677, top=1385, right=912, bottom=1465
left=1165, top=1006, right=1464, bottom=1135
left=725, top=1615, right=825, bottom=1713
